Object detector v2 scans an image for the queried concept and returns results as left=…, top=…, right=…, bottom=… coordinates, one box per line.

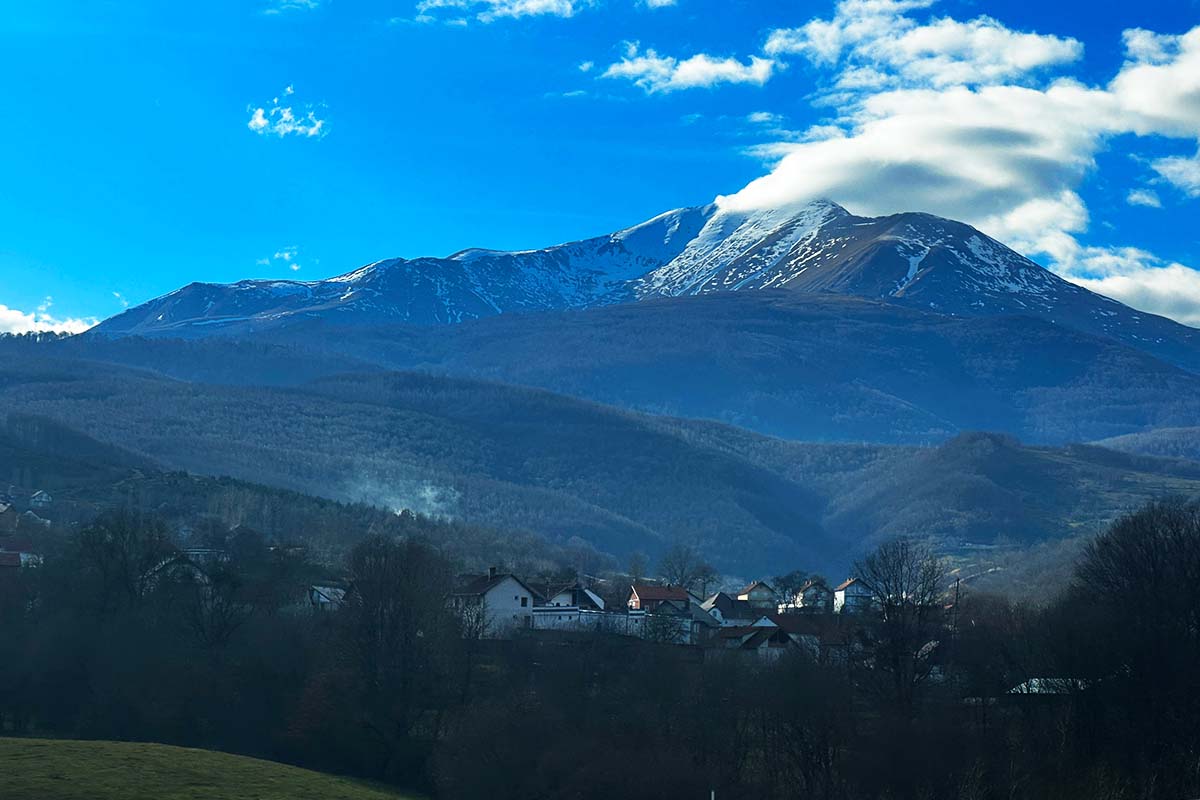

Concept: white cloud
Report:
left=763, top=0, right=1080, bottom=88
left=1122, top=28, right=1183, bottom=65
left=0, top=297, right=97, bottom=335
left=708, top=0, right=1200, bottom=325
left=1074, top=259, right=1200, bottom=327
left=747, top=111, right=782, bottom=124
left=1152, top=151, right=1200, bottom=198
left=602, top=42, right=776, bottom=93
left=1126, top=188, right=1162, bottom=208
left=641, top=0, right=677, bottom=7
left=112, top=291, right=130, bottom=309
left=247, top=87, right=327, bottom=138
left=261, top=246, right=303, bottom=272
left=264, top=0, right=320, bottom=14
left=578, top=60, right=594, bottom=73
left=416, top=0, right=589, bottom=23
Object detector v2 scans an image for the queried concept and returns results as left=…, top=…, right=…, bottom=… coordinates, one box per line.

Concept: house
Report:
left=309, top=585, right=346, bottom=611
left=29, top=490, right=52, bottom=509
left=533, top=581, right=606, bottom=611
left=450, top=568, right=539, bottom=637
left=701, top=591, right=757, bottom=626
left=792, top=579, right=832, bottom=613
left=735, top=580, right=780, bottom=610
left=627, top=583, right=690, bottom=613
left=833, top=577, right=875, bottom=614
left=715, top=614, right=820, bottom=660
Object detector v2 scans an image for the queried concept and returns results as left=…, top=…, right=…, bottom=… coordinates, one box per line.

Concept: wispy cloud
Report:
left=1126, top=189, right=1162, bottom=208
left=0, top=296, right=97, bottom=335
left=112, top=291, right=130, bottom=309
left=264, top=0, right=320, bottom=14
left=247, top=86, right=327, bottom=138
left=1152, top=151, right=1200, bottom=198
left=602, top=42, right=776, bottom=93
left=416, top=0, right=590, bottom=24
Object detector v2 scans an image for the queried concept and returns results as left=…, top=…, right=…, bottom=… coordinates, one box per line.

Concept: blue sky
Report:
left=1, top=0, right=1198, bottom=331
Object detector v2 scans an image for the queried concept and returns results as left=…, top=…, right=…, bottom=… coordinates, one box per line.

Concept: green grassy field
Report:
left=0, top=738, right=416, bottom=800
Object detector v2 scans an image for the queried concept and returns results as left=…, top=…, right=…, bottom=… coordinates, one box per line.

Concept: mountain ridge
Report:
left=92, top=199, right=1200, bottom=373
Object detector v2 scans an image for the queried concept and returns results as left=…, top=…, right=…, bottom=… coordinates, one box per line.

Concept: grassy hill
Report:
left=0, top=738, right=413, bottom=800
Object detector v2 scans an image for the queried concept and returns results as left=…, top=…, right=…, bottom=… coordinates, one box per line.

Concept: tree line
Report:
left=1, top=499, right=1198, bottom=799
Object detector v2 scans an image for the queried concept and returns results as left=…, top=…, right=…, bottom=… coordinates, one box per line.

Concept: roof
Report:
left=688, top=602, right=720, bottom=627
left=531, top=582, right=606, bottom=610
left=451, top=573, right=534, bottom=597
left=800, top=578, right=829, bottom=592
left=631, top=584, right=689, bottom=602
left=736, top=580, right=776, bottom=596
left=834, top=577, right=868, bottom=592
left=701, top=592, right=757, bottom=620
left=310, top=585, right=347, bottom=603
left=719, top=626, right=792, bottom=649
left=0, top=552, right=21, bottom=568
left=1008, top=678, right=1089, bottom=695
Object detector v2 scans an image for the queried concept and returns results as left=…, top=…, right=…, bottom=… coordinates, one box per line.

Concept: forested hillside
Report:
left=0, top=414, right=595, bottom=573
left=69, top=293, right=1200, bottom=444
left=5, top=347, right=1200, bottom=575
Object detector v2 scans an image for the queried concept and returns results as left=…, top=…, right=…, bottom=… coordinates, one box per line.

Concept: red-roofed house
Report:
left=627, top=583, right=690, bottom=613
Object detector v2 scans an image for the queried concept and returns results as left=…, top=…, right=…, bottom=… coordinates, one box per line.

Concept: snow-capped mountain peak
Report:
left=91, top=199, right=1199, bottom=373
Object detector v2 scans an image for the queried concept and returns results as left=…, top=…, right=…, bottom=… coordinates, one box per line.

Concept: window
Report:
left=520, top=596, right=528, bottom=607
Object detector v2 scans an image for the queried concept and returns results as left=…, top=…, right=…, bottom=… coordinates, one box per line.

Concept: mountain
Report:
left=75, top=293, right=1200, bottom=445
left=92, top=200, right=1200, bottom=372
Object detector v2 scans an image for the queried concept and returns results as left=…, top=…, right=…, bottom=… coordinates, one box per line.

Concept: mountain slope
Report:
left=236, top=292, right=1200, bottom=444
left=92, top=200, right=1200, bottom=373
left=5, top=347, right=1199, bottom=574
left=1095, top=427, right=1200, bottom=463
left=94, top=206, right=715, bottom=335
left=0, top=350, right=831, bottom=572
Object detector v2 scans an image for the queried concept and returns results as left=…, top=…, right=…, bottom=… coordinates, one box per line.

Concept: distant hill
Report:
left=4, top=350, right=1199, bottom=575
left=0, top=353, right=833, bottom=573
left=0, top=413, right=582, bottom=572
left=1094, top=427, right=1200, bottom=464
left=0, top=739, right=413, bottom=800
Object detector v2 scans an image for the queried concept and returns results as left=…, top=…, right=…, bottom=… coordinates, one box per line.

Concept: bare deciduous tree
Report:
left=852, top=538, right=947, bottom=717
left=657, top=542, right=714, bottom=592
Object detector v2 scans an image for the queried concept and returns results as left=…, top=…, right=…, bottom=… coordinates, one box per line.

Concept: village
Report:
left=314, top=566, right=905, bottom=665
left=2, top=484, right=911, bottom=666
